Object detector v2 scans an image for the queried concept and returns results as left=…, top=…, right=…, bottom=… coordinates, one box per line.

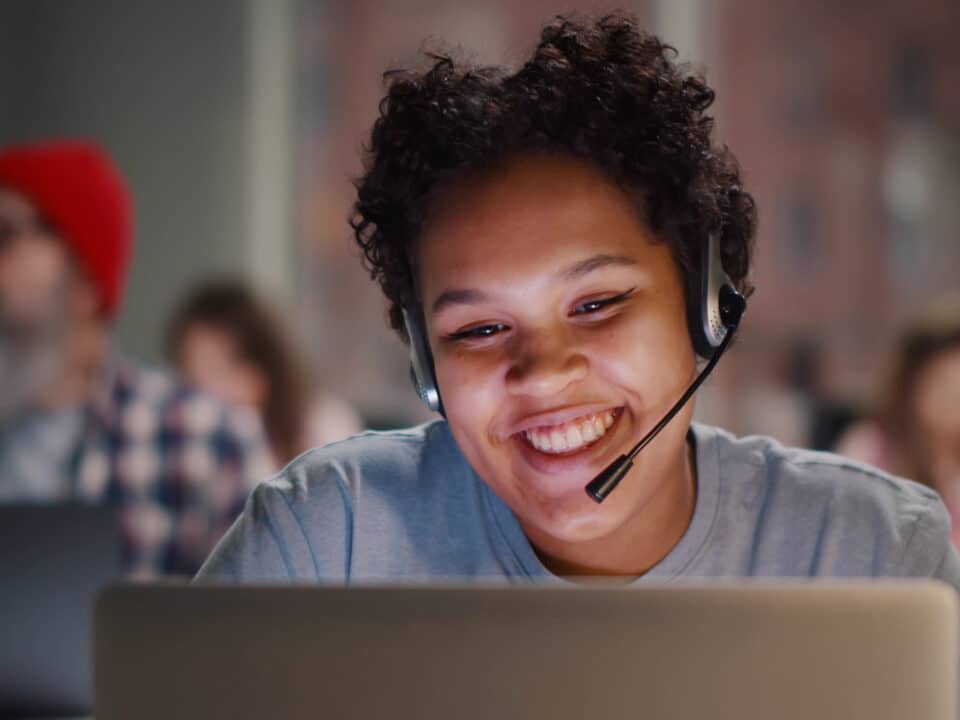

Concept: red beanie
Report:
left=0, top=139, right=133, bottom=318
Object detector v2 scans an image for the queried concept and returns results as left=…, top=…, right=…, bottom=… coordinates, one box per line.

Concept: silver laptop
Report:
left=95, top=582, right=957, bottom=720
left=0, top=503, right=120, bottom=718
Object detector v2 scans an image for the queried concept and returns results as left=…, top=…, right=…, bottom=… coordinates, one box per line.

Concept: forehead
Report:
left=418, top=155, right=665, bottom=294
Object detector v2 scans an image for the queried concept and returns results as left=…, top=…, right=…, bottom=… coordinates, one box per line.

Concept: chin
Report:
left=519, top=490, right=624, bottom=545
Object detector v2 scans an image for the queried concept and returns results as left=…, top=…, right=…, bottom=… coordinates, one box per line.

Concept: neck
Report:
left=528, top=435, right=697, bottom=579
left=36, top=318, right=107, bottom=411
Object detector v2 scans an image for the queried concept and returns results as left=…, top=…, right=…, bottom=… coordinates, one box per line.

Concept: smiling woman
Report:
left=198, top=12, right=960, bottom=587
left=418, top=155, right=700, bottom=575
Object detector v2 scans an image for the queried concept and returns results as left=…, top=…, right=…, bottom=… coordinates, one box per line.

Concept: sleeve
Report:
left=900, top=491, right=960, bottom=592
left=195, top=481, right=318, bottom=582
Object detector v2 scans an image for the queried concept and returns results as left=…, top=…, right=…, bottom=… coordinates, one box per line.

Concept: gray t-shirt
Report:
left=197, top=421, right=960, bottom=587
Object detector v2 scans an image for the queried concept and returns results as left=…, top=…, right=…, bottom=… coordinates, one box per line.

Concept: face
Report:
left=0, top=189, right=79, bottom=419
left=0, top=189, right=73, bottom=330
left=418, top=155, right=697, bottom=566
left=913, top=345, right=960, bottom=494
left=176, top=324, right=267, bottom=410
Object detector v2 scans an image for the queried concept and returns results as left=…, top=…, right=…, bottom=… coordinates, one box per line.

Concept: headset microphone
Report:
left=585, top=284, right=745, bottom=503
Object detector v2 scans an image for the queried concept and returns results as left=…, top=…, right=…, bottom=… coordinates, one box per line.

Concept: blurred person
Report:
left=166, top=278, right=363, bottom=464
left=199, top=14, right=959, bottom=587
left=836, top=293, right=960, bottom=544
left=0, top=140, right=273, bottom=576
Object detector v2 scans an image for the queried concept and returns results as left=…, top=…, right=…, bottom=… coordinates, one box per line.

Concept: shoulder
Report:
left=198, top=420, right=477, bottom=581
left=209, top=420, right=462, bottom=579
left=260, top=420, right=458, bottom=507
left=694, top=423, right=953, bottom=577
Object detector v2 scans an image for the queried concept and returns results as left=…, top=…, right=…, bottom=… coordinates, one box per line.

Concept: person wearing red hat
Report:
left=0, top=139, right=274, bottom=576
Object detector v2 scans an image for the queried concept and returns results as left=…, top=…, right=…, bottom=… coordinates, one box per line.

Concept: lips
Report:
left=502, top=405, right=627, bottom=489
left=522, top=409, right=616, bottom=454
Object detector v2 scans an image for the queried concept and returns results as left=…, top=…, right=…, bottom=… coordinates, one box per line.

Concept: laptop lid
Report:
left=0, top=504, right=121, bottom=718
left=95, top=582, right=957, bottom=720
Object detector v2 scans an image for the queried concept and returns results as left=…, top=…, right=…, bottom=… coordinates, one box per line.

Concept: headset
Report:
left=402, top=302, right=444, bottom=415
left=401, top=232, right=746, bottom=501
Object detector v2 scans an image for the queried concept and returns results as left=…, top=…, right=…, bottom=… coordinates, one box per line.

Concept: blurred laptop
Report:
left=0, top=504, right=120, bottom=719
left=95, top=581, right=957, bottom=720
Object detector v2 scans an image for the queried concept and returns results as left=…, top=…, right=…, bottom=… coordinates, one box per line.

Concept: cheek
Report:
left=433, top=350, right=526, bottom=493
left=181, top=351, right=225, bottom=392
left=436, top=351, right=505, bottom=437
left=230, top=366, right=268, bottom=408
left=591, top=311, right=696, bottom=399
left=0, top=240, right=70, bottom=322
left=184, top=358, right=261, bottom=409
left=915, top=362, right=960, bottom=440
left=180, top=341, right=234, bottom=395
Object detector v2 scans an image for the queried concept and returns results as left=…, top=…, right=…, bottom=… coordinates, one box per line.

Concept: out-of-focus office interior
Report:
left=3, top=0, right=957, bottom=441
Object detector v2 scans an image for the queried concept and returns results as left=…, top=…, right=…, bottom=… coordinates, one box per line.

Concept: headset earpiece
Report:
left=401, top=305, right=443, bottom=414
left=687, top=233, right=746, bottom=358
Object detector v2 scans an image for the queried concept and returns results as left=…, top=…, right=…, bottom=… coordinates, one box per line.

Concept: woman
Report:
left=167, top=278, right=362, bottom=465
left=199, top=13, right=959, bottom=585
left=837, top=294, right=960, bottom=545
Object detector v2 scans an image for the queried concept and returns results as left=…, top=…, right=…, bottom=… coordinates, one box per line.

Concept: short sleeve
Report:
left=901, top=491, right=960, bottom=592
left=195, top=481, right=316, bottom=582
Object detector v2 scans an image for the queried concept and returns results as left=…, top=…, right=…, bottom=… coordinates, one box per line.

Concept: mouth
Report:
left=516, top=407, right=622, bottom=456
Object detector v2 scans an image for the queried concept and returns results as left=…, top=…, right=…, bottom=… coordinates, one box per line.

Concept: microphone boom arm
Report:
left=585, top=287, right=743, bottom=503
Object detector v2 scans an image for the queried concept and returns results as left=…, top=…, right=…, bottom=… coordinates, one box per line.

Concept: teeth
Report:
left=550, top=429, right=567, bottom=451
left=522, top=410, right=617, bottom=455
left=582, top=422, right=597, bottom=442
left=593, top=416, right=605, bottom=436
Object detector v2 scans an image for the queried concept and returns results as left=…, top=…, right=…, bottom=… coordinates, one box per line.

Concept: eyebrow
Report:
left=430, top=253, right=638, bottom=314
left=559, top=253, right=637, bottom=281
left=431, top=288, right=490, bottom=314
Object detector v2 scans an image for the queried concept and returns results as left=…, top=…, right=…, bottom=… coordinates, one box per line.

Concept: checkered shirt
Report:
left=71, top=353, right=275, bottom=577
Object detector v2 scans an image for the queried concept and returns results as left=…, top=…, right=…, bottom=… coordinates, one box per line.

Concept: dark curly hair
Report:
left=352, top=12, right=756, bottom=341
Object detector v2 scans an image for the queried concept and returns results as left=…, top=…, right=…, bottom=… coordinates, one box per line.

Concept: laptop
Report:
left=0, top=504, right=121, bottom=719
left=95, top=581, right=957, bottom=720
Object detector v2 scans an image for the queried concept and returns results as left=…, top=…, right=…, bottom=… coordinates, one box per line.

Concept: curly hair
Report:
left=351, top=12, right=756, bottom=340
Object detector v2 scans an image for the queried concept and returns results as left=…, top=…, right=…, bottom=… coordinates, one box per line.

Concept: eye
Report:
left=446, top=323, right=509, bottom=341
left=571, top=287, right=636, bottom=316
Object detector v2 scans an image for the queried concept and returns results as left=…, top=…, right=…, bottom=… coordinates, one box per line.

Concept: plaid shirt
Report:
left=3, top=352, right=275, bottom=576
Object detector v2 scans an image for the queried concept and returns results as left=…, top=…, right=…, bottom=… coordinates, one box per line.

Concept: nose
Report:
left=504, top=327, right=588, bottom=398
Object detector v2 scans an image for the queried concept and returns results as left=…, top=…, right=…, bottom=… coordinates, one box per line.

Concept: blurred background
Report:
left=4, top=5, right=958, bottom=711
left=2, top=0, right=958, bottom=445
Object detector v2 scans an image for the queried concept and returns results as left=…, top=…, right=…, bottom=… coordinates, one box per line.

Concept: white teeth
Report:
left=582, top=422, right=597, bottom=442
left=550, top=429, right=567, bottom=451
left=522, top=410, right=618, bottom=455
